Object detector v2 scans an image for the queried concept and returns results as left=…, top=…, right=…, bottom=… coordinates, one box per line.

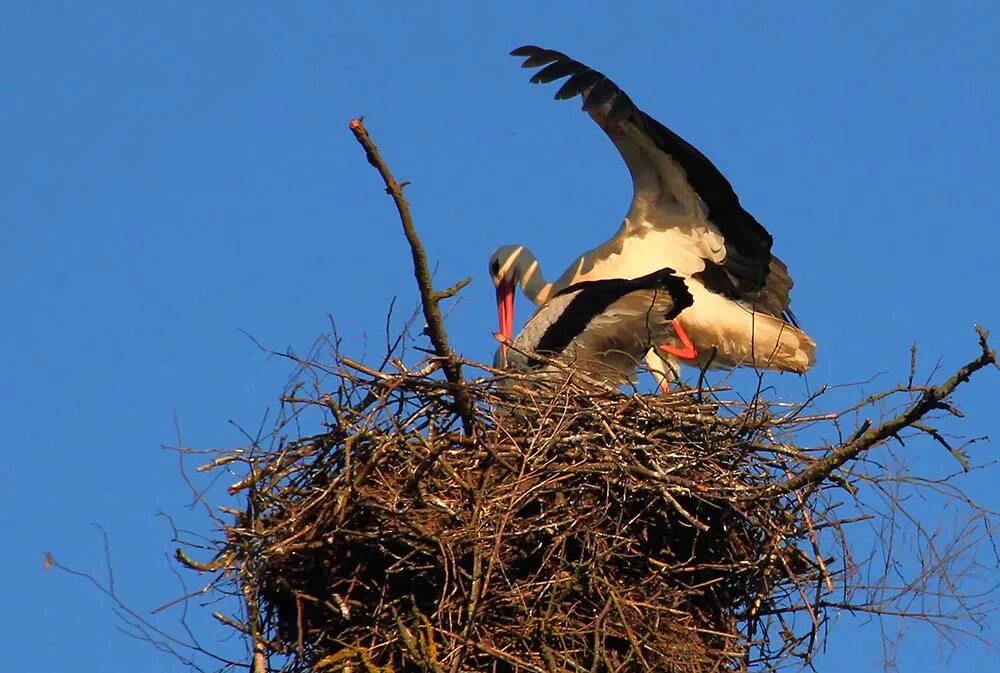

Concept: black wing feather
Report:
left=511, top=46, right=564, bottom=68
left=582, top=78, right=620, bottom=111
left=555, top=70, right=604, bottom=100
left=606, top=92, right=635, bottom=123
left=536, top=268, right=693, bottom=359
left=531, top=59, right=587, bottom=84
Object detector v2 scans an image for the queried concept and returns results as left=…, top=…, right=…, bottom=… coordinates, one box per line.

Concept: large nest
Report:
left=177, top=323, right=998, bottom=673
left=207, top=359, right=843, bottom=673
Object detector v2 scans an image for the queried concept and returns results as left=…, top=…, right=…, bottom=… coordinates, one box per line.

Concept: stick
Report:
left=348, top=118, right=476, bottom=435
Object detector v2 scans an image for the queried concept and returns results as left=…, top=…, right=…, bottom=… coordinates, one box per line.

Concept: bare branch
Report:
left=348, top=118, right=477, bottom=435
left=433, top=277, right=473, bottom=302
left=764, top=326, right=996, bottom=497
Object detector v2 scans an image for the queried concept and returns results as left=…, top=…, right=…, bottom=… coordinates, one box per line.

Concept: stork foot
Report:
left=658, top=320, right=697, bottom=361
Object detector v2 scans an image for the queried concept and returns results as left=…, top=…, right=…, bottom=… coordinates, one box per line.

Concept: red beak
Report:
left=496, top=278, right=515, bottom=357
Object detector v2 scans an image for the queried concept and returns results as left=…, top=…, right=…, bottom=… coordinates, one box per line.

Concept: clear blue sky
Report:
left=3, top=3, right=998, bottom=671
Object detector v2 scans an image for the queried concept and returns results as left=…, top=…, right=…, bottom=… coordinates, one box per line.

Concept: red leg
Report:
left=658, top=319, right=697, bottom=361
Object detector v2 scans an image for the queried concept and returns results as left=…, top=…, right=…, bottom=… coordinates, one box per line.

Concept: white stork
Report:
left=492, top=45, right=816, bottom=386
left=500, top=267, right=693, bottom=387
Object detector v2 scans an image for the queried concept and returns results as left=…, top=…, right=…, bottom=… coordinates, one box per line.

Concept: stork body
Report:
left=490, top=244, right=690, bottom=386
left=491, top=46, right=816, bottom=385
left=502, top=268, right=693, bottom=387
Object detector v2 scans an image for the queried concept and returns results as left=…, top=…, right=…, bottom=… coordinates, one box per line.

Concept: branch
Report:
left=434, top=277, right=473, bottom=302
left=764, top=325, right=996, bottom=497
left=348, top=118, right=476, bottom=435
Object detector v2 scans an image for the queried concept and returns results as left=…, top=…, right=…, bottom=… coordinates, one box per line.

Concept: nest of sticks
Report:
left=224, top=363, right=814, bottom=673
left=187, top=324, right=996, bottom=673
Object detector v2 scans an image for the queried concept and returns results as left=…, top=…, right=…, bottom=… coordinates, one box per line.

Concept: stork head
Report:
left=488, top=245, right=523, bottom=356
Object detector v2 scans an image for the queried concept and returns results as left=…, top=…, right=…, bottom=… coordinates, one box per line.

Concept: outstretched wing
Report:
left=511, top=45, right=794, bottom=320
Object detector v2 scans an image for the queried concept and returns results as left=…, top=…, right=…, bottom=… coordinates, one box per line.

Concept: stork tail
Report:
left=743, top=313, right=816, bottom=373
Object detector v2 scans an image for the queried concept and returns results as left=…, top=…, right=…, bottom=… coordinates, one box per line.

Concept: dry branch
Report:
left=765, top=325, right=996, bottom=497
left=348, top=118, right=476, bottom=435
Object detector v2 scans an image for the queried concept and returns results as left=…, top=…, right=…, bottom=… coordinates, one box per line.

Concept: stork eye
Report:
left=490, top=259, right=501, bottom=278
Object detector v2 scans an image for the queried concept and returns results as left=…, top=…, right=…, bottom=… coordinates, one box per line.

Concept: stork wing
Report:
left=511, top=46, right=793, bottom=319
left=509, top=267, right=693, bottom=383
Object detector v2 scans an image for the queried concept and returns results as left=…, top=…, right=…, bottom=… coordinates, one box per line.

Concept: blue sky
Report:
left=3, top=3, right=998, bottom=671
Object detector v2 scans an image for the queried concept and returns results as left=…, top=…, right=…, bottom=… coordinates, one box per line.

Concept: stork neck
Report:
left=513, top=249, right=552, bottom=304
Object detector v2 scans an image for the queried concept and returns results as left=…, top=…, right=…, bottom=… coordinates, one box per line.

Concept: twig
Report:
left=175, top=548, right=228, bottom=573
left=348, top=118, right=477, bottom=435
left=434, top=277, right=472, bottom=302
left=764, top=326, right=996, bottom=497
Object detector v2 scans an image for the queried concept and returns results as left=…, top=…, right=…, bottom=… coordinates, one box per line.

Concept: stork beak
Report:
left=495, top=278, right=515, bottom=357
